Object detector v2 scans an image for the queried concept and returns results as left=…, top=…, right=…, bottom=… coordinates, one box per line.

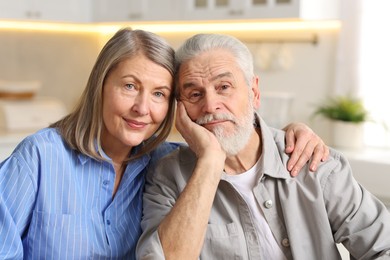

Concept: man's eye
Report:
left=191, top=92, right=202, bottom=98
left=220, top=84, right=230, bottom=90
left=187, top=92, right=203, bottom=102
left=180, top=89, right=204, bottom=103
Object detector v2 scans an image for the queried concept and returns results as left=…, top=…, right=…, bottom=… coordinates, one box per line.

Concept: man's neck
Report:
left=224, top=127, right=262, bottom=175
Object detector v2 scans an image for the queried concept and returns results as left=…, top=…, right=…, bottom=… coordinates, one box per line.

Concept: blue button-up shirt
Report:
left=0, top=128, right=179, bottom=259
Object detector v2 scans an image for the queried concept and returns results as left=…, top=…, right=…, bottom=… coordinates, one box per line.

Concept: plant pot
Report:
left=332, top=121, right=364, bottom=149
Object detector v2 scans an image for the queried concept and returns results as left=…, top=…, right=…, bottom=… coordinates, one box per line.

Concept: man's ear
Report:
left=251, top=76, right=261, bottom=109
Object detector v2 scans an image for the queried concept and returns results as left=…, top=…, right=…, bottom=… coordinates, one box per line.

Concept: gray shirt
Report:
left=137, top=117, right=390, bottom=260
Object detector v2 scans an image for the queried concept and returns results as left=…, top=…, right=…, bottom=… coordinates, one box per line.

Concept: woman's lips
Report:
left=126, top=119, right=147, bottom=129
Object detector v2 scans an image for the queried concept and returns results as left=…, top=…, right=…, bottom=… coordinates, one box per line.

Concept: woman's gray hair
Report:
left=51, top=28, right=176, bottom=161
left=174, top=33, right=254, bottom=94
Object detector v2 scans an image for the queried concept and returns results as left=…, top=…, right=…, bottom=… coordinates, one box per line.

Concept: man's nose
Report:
left=202, top=92, right=220, bottom=114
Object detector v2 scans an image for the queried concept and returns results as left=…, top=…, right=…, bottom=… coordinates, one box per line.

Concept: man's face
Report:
left=177, top=49, right=260, bottom=155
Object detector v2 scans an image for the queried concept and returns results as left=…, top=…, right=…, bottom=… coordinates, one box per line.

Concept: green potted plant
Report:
left=312, top=96, right=368, bottom=149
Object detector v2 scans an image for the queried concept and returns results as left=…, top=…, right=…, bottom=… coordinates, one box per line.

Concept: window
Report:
left=359, top=0, right=390, bottom=147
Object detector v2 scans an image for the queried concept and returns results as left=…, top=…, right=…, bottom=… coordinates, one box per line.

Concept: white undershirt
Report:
left=225, top=159, right=287, bottom=260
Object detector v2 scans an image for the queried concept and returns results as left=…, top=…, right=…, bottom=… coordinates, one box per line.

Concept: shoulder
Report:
left=19, top=127, right=64, bottom=147
left=146, top=144, right=195, bottom=182
left=156, top=144, right=195, bottom=165
left=316, top=147, right=353, bottom=183
left=151, top=141, right=182, bottom=157
left=313, top=147, right=350, bottom=176
left=148, top=141, right=184, bottom=168
left=262, top=123, right=351, bottom=180
left=12, top=127, right=72, bottom=162
left=291, top=147, right=354, bottom=190
left=1, top=128, right=69, bottom=184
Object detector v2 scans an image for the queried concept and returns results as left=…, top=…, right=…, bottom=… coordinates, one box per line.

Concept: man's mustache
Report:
left=196, top=113, right=236, bottom=125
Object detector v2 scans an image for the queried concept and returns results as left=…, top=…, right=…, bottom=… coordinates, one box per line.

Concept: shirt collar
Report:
left=255, top=113, right=291, bottom=180
left=76, top=140, right=151, bottom=166
left=219, top=113, right=292, bottom=181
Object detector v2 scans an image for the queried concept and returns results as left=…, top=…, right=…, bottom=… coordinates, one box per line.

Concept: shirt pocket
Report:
left=202, top=222, right=244, bottom=260
left=26, top=210, right=90, bottom=259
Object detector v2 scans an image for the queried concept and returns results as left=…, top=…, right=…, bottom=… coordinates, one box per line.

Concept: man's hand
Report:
left=283, top=123, right=329, bottom=177
left=175, top=101, right=226, bottom=161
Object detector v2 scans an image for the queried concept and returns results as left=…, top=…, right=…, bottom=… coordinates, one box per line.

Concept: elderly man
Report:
left=137, top=33, right=390, bottom=259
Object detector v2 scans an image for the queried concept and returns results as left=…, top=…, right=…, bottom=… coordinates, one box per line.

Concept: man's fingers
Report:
left=290, top=147, right=311, bottom=176
left=284, top=128, right=296, bottom=154
left=286, top=133, right=311, bottom=172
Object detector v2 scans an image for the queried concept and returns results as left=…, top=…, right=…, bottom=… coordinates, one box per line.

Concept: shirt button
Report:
left=264, top=200, right=273, bottom=208
left=106, top=220, right=111, bottom=225
left=103, top=180, right=109, bottom=185
left=282, top=238, right=290, bottom=247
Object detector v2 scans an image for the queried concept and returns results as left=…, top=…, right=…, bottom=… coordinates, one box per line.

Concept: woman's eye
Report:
left=125, top=83, right=135, bottom=90
left=151, top=90, right=170, bottom=103
left=154, top=91, right=165, bottom=98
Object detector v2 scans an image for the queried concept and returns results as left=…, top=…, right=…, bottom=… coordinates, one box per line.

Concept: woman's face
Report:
left=101, top=54, right=173, bottom=158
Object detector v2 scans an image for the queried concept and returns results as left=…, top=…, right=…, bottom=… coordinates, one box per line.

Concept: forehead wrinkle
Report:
left=180, top=67, right=208, bottom=90
left=210, top=72, right=234, bottom=82
left=180, top=54, right=235, bottom=90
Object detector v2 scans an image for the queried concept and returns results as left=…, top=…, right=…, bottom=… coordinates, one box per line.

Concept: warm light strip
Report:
left=0, top=20, right=341, bottom=34
left=0, top=20, right=102, bottom=33
left=124, top=20, right=341, bottom=33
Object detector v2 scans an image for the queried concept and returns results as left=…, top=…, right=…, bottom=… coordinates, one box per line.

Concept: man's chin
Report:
left=209, top=125, right=234, bottom=136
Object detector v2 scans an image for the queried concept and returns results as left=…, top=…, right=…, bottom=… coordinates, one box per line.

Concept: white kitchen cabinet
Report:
left=0, top=0, right=90, bottom=22
left=177, top=0, right=339, bottom=21
left=93, top=0, right=146, bottom=22
left=178, top=0, right=247, bottom=20
left=0, top=0, right=338, bottom=23
left=0, top=0, right=29, bottom=20
left=93, top=0, right=179, bottom=22
left=245, top=0, right=339, bottom=20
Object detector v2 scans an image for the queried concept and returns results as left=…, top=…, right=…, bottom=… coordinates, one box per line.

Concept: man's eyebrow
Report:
left=182, top=72, right=233, bottom=90
left=182, top=82, right=196, bottom=90
left=211, top=72, right=233, bottom=82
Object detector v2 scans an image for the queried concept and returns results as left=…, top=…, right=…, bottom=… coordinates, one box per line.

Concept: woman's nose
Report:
left=132, top=93, right=149, bottom=116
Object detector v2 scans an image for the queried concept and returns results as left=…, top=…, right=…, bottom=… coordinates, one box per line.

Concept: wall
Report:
left=250, top=31, right=338, bottom=141
left=0, top=30, right=101, bottom=112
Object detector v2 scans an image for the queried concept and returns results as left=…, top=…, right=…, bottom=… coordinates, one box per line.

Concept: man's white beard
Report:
left=196, top=102, right=255, bottom=156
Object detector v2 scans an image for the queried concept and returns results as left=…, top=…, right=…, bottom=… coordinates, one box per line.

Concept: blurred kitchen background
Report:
left=1, top=1, right=389, bottom=257
left=0, top=0, right=389, bottom=211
